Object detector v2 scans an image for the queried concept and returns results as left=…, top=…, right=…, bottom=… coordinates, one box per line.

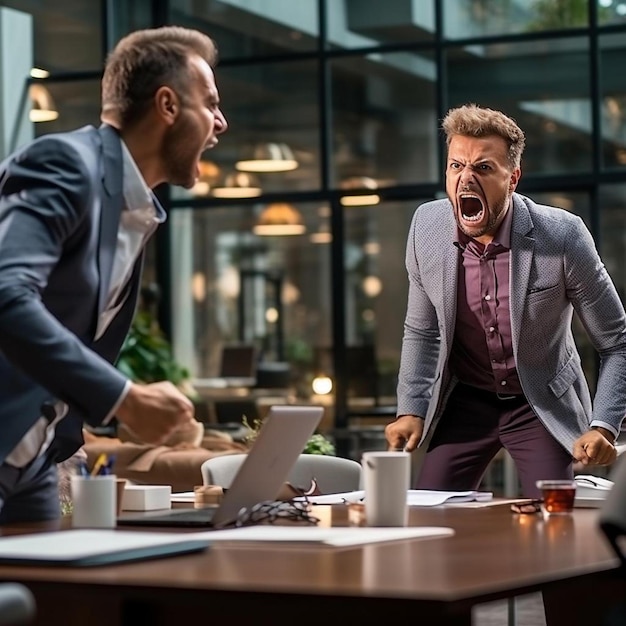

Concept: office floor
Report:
left=474, top=593, right=546, bottom=626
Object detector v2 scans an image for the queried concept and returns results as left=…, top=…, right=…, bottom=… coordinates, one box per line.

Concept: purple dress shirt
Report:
left=449, top=205, right=523, bottom=397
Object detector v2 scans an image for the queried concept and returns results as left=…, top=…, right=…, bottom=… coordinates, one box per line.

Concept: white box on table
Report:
left=121, top=485, right=172, bottom=511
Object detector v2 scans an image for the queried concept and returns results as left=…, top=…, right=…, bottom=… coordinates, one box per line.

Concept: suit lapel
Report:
left=96, top=124, right=124, bottom=316
left=509, top=194, right=535, bottom=353
left=439, top=206, right=459, bottom=349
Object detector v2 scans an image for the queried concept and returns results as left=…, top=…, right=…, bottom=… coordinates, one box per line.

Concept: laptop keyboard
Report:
left=118, top=507, right=219, bottom=528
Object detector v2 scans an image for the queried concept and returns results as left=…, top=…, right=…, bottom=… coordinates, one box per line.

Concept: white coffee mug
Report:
left=362, top=451, right=410, bottom=527
left=70, top=474, right=117, bottom=529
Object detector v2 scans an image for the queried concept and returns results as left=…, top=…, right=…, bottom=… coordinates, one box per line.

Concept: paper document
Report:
left=299, top=489, right=492, bottom=506
left=191, top=525, right=454, bottom=547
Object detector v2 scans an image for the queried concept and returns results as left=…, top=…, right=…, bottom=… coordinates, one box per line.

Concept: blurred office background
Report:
left=2, top=0, right=626, bottom=451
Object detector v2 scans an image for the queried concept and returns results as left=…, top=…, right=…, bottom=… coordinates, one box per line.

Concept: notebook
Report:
left=0, top=530, right=210, bottom=567
left=118, top=404, right=324, bottom=529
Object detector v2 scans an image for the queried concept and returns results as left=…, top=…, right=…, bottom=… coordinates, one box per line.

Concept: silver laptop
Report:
left=118, top=405, right=323, bottom=529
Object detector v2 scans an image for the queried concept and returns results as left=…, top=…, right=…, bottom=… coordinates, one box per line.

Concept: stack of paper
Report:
left=300, top=489, right=493, bottom=506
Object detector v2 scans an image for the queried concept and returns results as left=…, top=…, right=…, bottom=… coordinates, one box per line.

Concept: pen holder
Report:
left=71, top=474, right=117, bottom=529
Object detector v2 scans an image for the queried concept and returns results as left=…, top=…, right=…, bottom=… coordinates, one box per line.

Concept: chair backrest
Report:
left=0, top=583, right=35, bottom=626
left=201, top=453, right=362, bottom=494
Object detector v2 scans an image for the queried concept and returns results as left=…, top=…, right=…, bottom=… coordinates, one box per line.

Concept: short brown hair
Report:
left=101, top=26, right=218, bottom=126
left=442, top=103, right=526, bottom=169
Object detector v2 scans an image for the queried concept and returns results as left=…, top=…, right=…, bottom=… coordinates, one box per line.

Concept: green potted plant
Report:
left=116, top=309, right=193, bottom=392
left=242, top=415, right=336, bottom=455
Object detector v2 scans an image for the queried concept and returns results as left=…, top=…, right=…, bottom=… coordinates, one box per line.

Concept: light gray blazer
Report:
left=397, top=193, right=626, bottom=453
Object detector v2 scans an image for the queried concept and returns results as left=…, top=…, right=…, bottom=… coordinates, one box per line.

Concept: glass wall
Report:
left=3, top=0, right=626, bottom=439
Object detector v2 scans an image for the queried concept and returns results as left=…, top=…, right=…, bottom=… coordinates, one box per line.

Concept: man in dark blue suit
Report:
left=0, top=26, right=228, bottom=522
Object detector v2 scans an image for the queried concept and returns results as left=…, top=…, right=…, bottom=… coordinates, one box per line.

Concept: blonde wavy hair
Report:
left=442, top=103, right=526, bottom=169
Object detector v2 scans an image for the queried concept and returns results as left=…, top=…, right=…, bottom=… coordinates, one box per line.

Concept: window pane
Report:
left=170, top=0, right=319, bottom=58
left=326, top=0, right=435, bottom=48
left=443, top=0, right=589, bottom=39
left=170, top=203, right=332, bottom=397
left=342, top=199, right=420, bottom=404
left=600, top=33, right=626, bottom=170
left=598, top=0, right=626, bottom=26
left=33, top=79, right=100, bottom=138
left=447, top=38, right=592, bottom=175
left=108, top=0, right=154, bottom=41
left=332, top=53, right=438, bottom=189
left=600, top=184, right=626, bottom=303
left=173, top=60, right=321, bottom=199
left=1, top=0, right=102, bottom=72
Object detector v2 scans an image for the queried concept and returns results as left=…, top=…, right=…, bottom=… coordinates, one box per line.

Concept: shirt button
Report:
left=501, top=381, right=507, bottom=386
left=488, top=326, right=495, bottom=333
left=484, top=295, right=491, bottom=301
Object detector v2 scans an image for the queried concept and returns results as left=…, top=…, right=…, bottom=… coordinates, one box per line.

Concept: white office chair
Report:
left=0, top=583, right=35, bottom=625
left=201, top=453, right=362, bottom=494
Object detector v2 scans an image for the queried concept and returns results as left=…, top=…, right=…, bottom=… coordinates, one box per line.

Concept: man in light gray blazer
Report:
left=0, top=26, right=227, bottom=521
left=386, top=104, right=626, bottom=497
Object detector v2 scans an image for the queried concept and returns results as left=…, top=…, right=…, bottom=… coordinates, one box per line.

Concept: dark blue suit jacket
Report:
left=0, top=124, right=143, bottom=462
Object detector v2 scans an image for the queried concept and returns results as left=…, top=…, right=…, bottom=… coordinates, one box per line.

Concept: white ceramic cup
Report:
left=70, top=474, right=117, bottom=529
left=362, top=451, right=410, bottom=527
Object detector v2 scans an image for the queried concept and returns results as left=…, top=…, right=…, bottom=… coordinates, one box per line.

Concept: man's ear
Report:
left=510, top=167, right=521, bottom=191
left=155, top=86, right=179, bottom=124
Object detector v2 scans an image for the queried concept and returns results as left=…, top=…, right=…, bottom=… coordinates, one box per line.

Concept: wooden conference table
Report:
left=0, top=503, right=623, bottom=626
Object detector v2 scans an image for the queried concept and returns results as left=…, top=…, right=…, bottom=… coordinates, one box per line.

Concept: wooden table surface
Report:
left=0, top=503, right=622, bottom=626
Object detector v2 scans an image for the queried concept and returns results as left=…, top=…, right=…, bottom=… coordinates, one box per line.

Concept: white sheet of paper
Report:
left=191, top=525, right=454, bottom=547
left=301, top=489, right=492, bottom=506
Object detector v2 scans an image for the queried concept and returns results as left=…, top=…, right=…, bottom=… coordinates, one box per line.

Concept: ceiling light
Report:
left=30, top=68, right=50, bottom=79
left=253, top=202, right=306, bottom=236
left=340, top=176, right=380, bottom=206
left=212, top=172, right=262, bottom=198
left=236, top=142, right=298, bottom=173
left=310, top=230, right=332, bottom=244
left=29, top=84, right=58, bottom=123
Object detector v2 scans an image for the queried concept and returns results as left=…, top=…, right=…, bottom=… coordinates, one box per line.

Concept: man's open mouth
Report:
left=459, top=194, right=485, bottom=223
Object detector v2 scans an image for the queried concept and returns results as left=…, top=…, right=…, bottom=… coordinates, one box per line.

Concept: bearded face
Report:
left=445, top=134, right=520, bottom=244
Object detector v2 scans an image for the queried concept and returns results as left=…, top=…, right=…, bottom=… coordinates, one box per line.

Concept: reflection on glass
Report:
left=343, top=200, right=421, bottom=403
left=331, top=53, right=437, bottom=187
left=599, top=184, right=626, bottom=303
left=169, top=204, right=332, bottom=394
left=209, top=61, right=320, bottom=193
left=447, top=38, right=591, bottom=174
left=443, top=0, right=588, bottom=38
left=326, top=0, right=435, bottom=48
left=598, top=0, right=626, bottom=26
left=33, top=80, right=100, bottom=138
left=600, top=34, right=626, bottom=170
left=170, top=0, right=318, bottom=57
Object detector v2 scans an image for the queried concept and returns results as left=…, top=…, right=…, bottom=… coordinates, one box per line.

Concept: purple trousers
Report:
left=416, top=383, right=573, bottom=498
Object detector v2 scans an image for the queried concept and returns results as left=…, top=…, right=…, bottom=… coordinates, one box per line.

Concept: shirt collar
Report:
left=120, top=140, right=166, bottom=223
